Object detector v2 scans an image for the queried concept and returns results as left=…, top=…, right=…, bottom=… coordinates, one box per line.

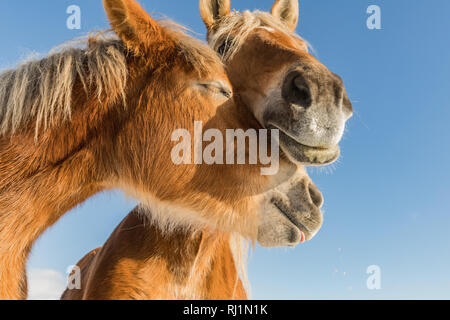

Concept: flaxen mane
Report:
left=0, top=23, right=222, bottom=139
left=0, top=33, right=127, bottom=138
left=209, top=10, right=309, bottom=61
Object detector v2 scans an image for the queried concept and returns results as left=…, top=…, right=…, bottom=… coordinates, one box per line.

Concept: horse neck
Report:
left=79, top=209, right=247, bottom=300
left=0, top=82, right=117, bottom=268
left=134, top=218, right=246, bottom=299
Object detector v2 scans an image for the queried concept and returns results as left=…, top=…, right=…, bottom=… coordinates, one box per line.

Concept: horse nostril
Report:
left=282, top=72, right=312, bottom=108
left=308, top=183, right=324, bottom=208
left=293, top=76, right=312, bottom=107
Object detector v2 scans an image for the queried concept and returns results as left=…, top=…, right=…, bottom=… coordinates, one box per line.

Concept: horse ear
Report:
left=199, top=0, right=231, bottom=29
left=271, top=0, right=299, bottom=31
left=103, top=0, right=165, bottom=54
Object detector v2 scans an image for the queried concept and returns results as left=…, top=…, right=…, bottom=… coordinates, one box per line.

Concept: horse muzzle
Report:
left=263, top=66, right=352, bottom=166
left=258, top=167, right=324, bottom=247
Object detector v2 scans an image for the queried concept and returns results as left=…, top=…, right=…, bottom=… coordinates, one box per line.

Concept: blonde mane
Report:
left=209, top=10, right=307, bottom=61
left=0, top=22, right=222, bottom=139
left=0, top=11, right=297, bottom=139
left=0, top=33, right=127, bottom=138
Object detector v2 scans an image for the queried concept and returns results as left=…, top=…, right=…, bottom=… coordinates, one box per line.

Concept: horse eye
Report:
left=219, top=87, right=232, bottom=99
left=217, top=38, right=233, bottom=56
left=197, top=82, right=232, bottom=99
left=218, top=43, right=226, bottom=56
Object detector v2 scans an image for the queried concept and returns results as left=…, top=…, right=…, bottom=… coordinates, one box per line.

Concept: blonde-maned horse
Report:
left=61, top=0, right=353, bottom=300
left=0, top=0, right=308, bottom=299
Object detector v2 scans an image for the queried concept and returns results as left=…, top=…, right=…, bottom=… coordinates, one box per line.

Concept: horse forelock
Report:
left=209, top=10, right=309, bottom=61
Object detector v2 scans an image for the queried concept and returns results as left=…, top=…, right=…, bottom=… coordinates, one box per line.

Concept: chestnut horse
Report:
left=0, top=0, right=309, bottom=299
left=61, top=0, right=352, bottom=300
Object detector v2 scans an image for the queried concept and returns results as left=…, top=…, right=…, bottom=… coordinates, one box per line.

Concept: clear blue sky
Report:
left=1, top=0, right=449, bottom=299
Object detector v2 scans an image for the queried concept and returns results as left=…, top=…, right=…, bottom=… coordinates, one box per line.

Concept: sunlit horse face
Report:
left=199, top=0, right=352, bottom=244
left=101, top=0, right=322, bottom=245
left=99, top=0, right=271, bottom=237
left=200, top=0, right=353, bottom=166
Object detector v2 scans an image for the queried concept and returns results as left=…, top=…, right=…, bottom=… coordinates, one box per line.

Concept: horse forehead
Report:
left=232, top=28, right=311, bottom=70
left=254, top=27, right=308, bottom=53
left=200, top=65, right=231, bottom=86
left=171, top=56, right=229, bottom=85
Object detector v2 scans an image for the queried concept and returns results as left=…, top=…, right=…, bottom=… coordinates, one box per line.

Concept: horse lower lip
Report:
left=302, top=144, right=339, bottom=159
left=273, top=202, right=309, bottom=241
left=284, top=135, right=337, bottom=153
left=268, top=124, right=336, bottom=150
left=278, top=131, right=340, bottom=165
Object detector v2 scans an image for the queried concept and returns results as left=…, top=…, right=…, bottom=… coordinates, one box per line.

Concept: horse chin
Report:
left=257, top=168, right=324, bottom=247
left=258, top=194, right=323, bottom=247
left=277, top=130, right=340, bottom=166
